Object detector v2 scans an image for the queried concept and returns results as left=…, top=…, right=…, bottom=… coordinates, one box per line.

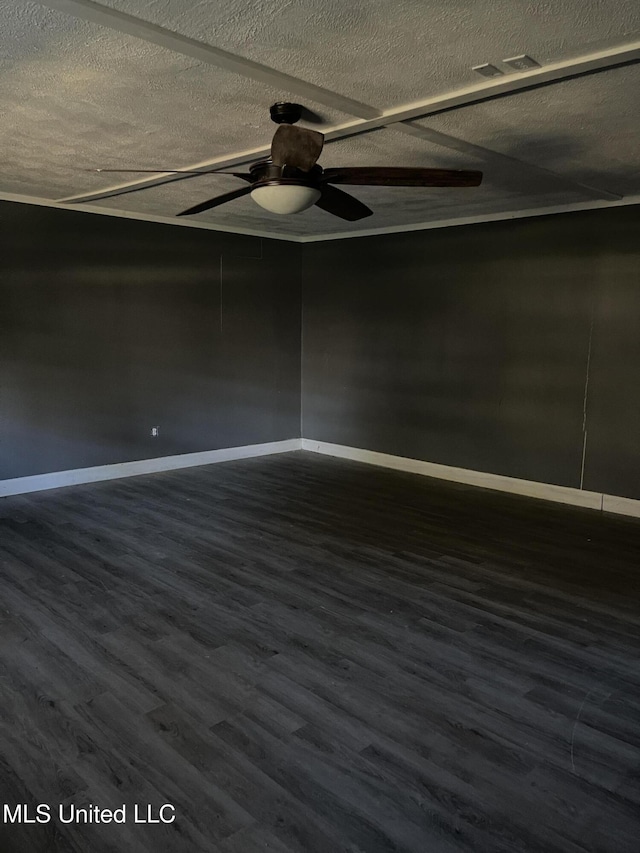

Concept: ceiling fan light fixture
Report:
left=251, top=183, right=321, bottom=214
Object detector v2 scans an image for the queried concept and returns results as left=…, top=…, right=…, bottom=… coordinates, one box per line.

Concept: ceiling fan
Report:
left=93, top=102, right=483, bottom=221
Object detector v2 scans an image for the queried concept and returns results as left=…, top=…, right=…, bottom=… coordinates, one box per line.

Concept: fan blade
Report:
left=177, top=185, right=252, bottom=217
left=271, top=125, right=324, bottom=172
left=315, top=184, right=373, bottom=221
left=89, top=169, right=252, bottom=180
left=323, top=167, right=483, bottom=187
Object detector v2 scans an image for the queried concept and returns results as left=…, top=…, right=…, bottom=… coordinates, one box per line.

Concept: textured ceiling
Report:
left=98, top=0, right=640, bottom=106
left=1, top=0, right=639, bottom=239
left=417, top=64, right=640, bottom=198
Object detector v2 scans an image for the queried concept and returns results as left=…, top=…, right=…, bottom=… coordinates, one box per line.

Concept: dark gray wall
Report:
left=3, top=201, right=638, bottom=500
left=302, top=206, right=640, bottom=500
left=0, top=202, right=301, bottom=479
left=580, top=210, right=640, bottom=498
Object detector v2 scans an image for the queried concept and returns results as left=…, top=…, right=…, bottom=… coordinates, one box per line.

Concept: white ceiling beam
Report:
left=60, top=146, right=283, bottom=204
left=65, top=119, right=621, bottom=207
left=395, top=122, right=622, bottom=201
left=58, top=33, right=639, bottom=205
left=37, top=0, right=380, bottom=119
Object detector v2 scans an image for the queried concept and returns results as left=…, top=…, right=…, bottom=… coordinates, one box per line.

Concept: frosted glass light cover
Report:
left=251, top=184, right=321, bottom=214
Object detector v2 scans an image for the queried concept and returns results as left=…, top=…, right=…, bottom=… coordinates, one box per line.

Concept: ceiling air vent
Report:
left=472, top=63, right=504, bottom=78
left=503, top=54, right=540, bottom=70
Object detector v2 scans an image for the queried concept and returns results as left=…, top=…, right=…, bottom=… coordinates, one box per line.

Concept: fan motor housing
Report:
left=249, top=160, right=322, bottom=188
left=269, top=102, right=303, bottom=124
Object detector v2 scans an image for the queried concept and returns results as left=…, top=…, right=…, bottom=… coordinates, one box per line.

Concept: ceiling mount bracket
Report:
left=269, top=102, right=303, bottom=125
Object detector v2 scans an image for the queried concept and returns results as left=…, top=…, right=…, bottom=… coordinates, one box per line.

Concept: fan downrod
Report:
left=269, top=102, right=303, bottom=125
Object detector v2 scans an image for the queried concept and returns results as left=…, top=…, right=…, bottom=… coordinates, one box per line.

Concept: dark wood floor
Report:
left=0, top=451, right=639, bottom=853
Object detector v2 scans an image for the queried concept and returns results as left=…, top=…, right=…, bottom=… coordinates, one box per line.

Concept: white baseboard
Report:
left=601, top=494, right=640, bottom=519
left=0, top=439, right=302, bottom=498
left=302, top=439, right=640, bottom=520
left=3, top=436, right=639, bottom=521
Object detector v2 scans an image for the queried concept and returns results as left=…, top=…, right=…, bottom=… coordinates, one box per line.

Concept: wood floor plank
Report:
left=0, top=451, right=639, bottom=851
